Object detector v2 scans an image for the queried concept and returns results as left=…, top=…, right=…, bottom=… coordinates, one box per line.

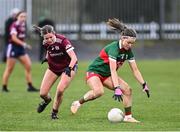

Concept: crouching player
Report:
left=33, top=25, right=78, bottom=119
left=71, top=18, right=150, bottom=123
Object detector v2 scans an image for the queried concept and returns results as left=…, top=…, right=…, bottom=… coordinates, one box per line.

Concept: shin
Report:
left=122, top=87, right=132, bottom=108
left=53, top=91, right=63, bottom=111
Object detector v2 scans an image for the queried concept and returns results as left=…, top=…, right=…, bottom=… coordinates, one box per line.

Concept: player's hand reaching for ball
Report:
left=142, top=82, right=150, bottom=98
left=112, top=86, right=123, bottom=102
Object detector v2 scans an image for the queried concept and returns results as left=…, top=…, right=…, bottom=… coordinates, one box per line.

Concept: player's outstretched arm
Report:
left=129, top=61, right=150, bottom=98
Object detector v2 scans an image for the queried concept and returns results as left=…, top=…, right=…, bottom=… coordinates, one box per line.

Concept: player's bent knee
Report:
left=56, top=91, right=63, bottom=98
left=26, top=66, right=31, bottom=72
left=94, top=88, right=104, bottom=97
left=7, top=66, right=14, bottom=72
left=123, top=87, right=132, bottom=96
left=60, top=80, right=70, bottom=89
left=57, top=88, right=65, bottom=94
left=57, top=85, right=68, bottom=92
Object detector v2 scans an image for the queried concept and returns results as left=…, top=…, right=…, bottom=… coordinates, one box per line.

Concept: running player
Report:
left=2, top=11, right=38, bottom=92
left=71, top=18, right=150, bottom=123
left=33, top=25, right=78, bottom=119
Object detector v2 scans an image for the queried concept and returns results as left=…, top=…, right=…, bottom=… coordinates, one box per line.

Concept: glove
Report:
left=41, top=58, right=48, bottom=64
left=112, top=86, right=123, bottom=102
left=142, top=82, right=150, bottom=98
left=23, top=43, right=32, bottom=49
left=64, top=66, right=72, bottom=77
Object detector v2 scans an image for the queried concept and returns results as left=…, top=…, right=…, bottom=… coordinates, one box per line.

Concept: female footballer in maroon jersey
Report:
left=2, top=11, right=38, bottom=92
left=33, top=25, right=78, bottom=119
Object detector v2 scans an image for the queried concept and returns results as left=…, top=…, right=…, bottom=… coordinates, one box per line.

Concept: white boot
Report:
left=71, top=101, right=81, bottom=114
left=123, top=115, right=140, bottom=123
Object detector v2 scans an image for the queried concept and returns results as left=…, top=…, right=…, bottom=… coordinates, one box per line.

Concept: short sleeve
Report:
left=108, top=47, right=119, bottom=61
left=127, top=49, right=135, bottom=62
left=63, top=39, right=74, bottom=52
left=10, top=26, right=17, bottom=35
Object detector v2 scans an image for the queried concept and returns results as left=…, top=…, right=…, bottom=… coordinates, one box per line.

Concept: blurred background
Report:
left=0, top=0, right=180, bottom=61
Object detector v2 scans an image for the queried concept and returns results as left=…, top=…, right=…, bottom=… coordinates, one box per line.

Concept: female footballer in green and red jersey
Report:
left=71, top=18, right=150, bottom=123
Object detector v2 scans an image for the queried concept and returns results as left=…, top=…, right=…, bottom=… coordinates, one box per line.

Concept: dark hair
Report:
left=107, top=18, right=136, bottom=37
left=15, top=11, right=25, bottom=19
left=33, top=25, right=55, bottom=36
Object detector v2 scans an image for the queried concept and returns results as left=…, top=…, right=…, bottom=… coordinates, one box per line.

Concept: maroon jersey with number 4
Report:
left=43, top=34, right=75, bottom=73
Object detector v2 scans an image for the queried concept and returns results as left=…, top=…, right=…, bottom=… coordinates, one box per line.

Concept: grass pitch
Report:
left=0, top=60, right=180, bottom=131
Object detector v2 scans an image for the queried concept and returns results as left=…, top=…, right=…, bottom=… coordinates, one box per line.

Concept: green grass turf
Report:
left=0, top=60, right=180, bottom=131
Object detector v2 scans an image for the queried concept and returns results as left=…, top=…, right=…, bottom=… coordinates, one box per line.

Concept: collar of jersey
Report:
left=54, top=36, right=57, bottom=43
left=118, top=40, right=128, bottom=52
left=118, top=40, right=122, bottom=49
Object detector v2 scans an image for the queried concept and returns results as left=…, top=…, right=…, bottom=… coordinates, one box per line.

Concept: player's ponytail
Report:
left=32, top=25, right=55, bottom=37
left=107, top=18, right=136, bottom=38
left=32, top=25, right=42, bottom=34
left=107, top=18, right=127, bottom=33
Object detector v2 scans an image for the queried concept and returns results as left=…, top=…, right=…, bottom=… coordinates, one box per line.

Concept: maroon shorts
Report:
left=86, top=72, right=109, bottom=83
left=50, top=70, right=63, bottom=76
